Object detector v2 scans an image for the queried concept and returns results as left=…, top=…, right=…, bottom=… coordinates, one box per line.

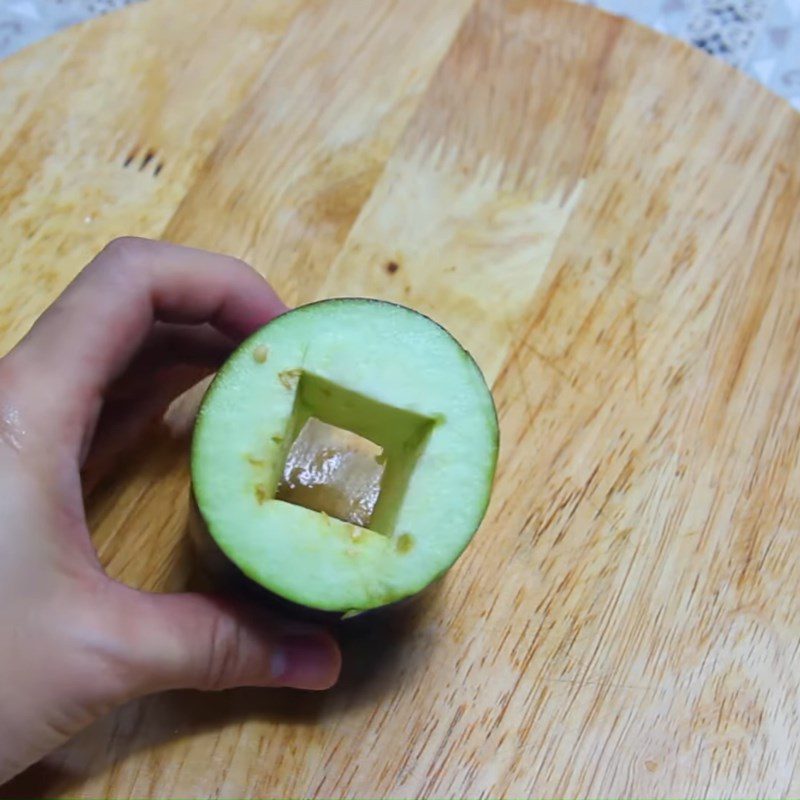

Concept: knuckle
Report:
left=202, top=614, right=243, bottom=691
left=97, top=236, right=153, bottom=272
left=68, top=579, right=144, bottom=705
left=83, top=237, right=157, bottom=293
left=221, top=254, right=254, bottom=275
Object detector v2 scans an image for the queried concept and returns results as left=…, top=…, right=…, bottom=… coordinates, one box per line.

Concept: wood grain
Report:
left=1, top=0, right=799, bottom=796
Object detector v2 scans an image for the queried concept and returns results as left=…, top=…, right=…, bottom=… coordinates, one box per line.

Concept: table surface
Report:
left=1, top=0, right=800, bottom=797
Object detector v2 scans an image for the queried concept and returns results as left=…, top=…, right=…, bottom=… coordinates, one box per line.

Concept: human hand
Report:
left=0, top=238, right=341, bottom=784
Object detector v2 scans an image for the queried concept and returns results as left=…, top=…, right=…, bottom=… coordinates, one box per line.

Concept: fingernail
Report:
left=272, top=632, right=341, bottom=690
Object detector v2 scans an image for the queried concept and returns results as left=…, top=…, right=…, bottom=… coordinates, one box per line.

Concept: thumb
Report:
left=111, top=587, right=341, bottom=695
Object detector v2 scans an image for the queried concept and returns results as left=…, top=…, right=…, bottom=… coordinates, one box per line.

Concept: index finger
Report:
left=3, top=237, right=286, bottom=458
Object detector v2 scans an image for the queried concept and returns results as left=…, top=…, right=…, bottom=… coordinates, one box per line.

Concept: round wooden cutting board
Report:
left=1, top=0, right=799, bottom=797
